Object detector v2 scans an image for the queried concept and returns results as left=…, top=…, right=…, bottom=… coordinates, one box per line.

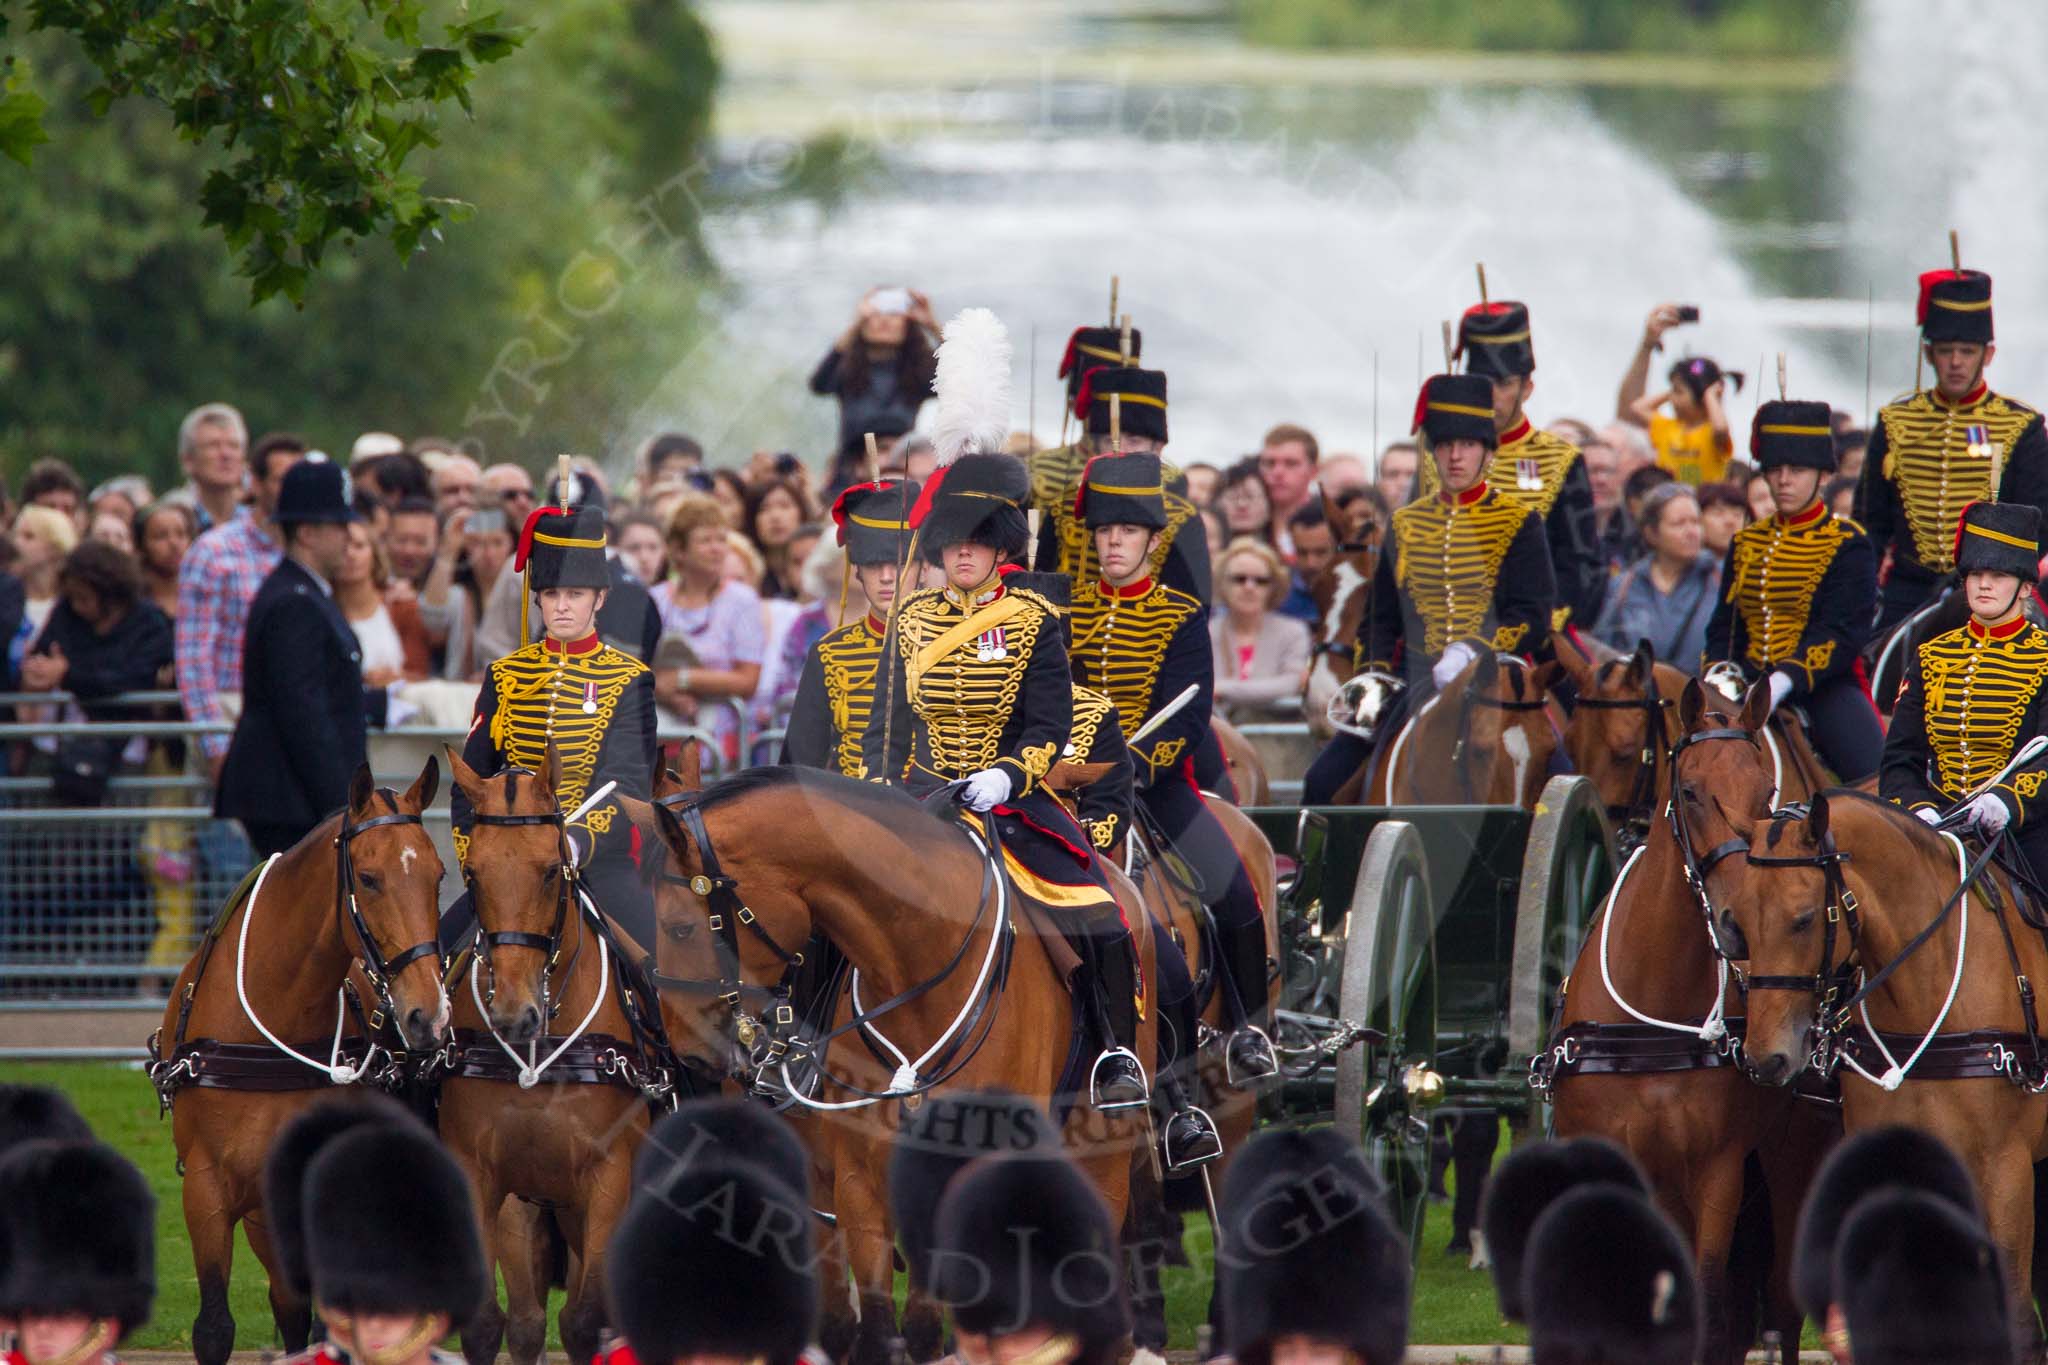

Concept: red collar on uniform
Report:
left=1499, top=417, right=1532, bottom=446
left=1097, top=576, right=1154, bottom=599
left=1969, top=614, right=2029, bottom=641
left=544, top=632, right=601, bottom=656
left=1439, top=481, right=1490, bottom=508
left=1777, top=501, right=1828, bottom=529
left=865, top=612, right=887, bottom=635
left=1932, top=380, right=1990, bottom=409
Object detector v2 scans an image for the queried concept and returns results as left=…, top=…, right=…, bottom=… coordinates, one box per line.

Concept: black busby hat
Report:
left=634, top=1097, right=813, bottom=1207
left=515, top=503, right=610, bottom=592
left=1750, top=399, right=1837, bottom=473
left=0, top=1084, right=92, bottom=1153
left=1074, top=366, right=1168, bottom=445
left=1955, top=501, right=2042, bottom=583
left=1792, top=1125, right=1982, bottom=1323
left=1834, top=1189, right=2012, bottom=1365
left=888, top=1091, right=1056, bottom=1291
left=830, top=480, right=920, bottom=567
left=1058, top=326, right=1140, bottom=402
left=608, top=1158, right=819, bottom=1365
left=1479, top=1136, right=1647, bottom=1323
left=931, top=1151, right=1129, bottom=1353
left=275, top=456, right=361, bottom=527
left=262, top=1093, right=422, bottom=1300
left=913, top=452, right=1031, bottom=562
left=1219, top=1130, right=1407, bottom=1365
left=0, top=1141, right=155, bottom=1336
left=1412, top=373, right=1499, bottom=451
left=1076, top=451, right=1169, bottom=530
left=1919, top=267, right=1994, bottom=344
left=304, top=1125, right=488, bottom=1320
left=1456, top=300, right=1534, bottom=378
left=1524, top=1187, right=1701, bottom=1365
left=544, top=467, right=608, bottom=514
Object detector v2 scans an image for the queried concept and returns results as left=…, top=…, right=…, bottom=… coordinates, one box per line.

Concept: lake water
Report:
left=642, top=0, right=2048, bottom=467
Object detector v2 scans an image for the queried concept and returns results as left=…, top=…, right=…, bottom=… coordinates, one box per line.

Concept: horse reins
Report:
left=333, top=800, right=442, bottom=1032
left=1450, top=656, right=1551, bottom=799
left=1573, top=662, right=1679, bottom=844
left=463, top=790, right=581, bottom=1022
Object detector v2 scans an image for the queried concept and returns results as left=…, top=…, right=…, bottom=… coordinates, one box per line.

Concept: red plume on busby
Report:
left=1916, top=267, right=1993, bottom=342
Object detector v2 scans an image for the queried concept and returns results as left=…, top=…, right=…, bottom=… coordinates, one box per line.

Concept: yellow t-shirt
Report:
left=1648, top=413, right=1734, bottom=486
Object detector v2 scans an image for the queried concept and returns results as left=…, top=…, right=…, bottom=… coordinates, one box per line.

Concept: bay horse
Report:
left=1721, top=789, right=2048, bottom=1317
left=1545, top=680, right=1835, bottom=1365
left=1211, top=716, right=1271, bottom=805
left=637, top=765, right=1167, bottom=1365
left=1361, top=649, right=1561, bottom=807
left=147, top=761, right=448, bottom=1365
left=1301, top=521, right=1381, bottom=741
left=435, top=745, right=680, bottom=1365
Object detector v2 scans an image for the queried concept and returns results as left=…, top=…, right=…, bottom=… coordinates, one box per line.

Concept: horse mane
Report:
left=1763, top=786, right=1943, bottom=855
left=692, top=763, right=937, bottom=828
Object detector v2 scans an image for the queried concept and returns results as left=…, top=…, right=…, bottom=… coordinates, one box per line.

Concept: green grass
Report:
left=1236, top=0, right=1849, bottom=59
left=4, top=1063, right=1514, bottom=1351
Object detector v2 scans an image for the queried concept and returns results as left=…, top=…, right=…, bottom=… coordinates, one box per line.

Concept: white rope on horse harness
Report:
left=233, top=853, right=374, bottom=1084
left=1594, top=843, right=1730, bottom=1044
left=467, top=883, right=611, bottom=1090
left=1839, top=830, right=1971, bottom=1092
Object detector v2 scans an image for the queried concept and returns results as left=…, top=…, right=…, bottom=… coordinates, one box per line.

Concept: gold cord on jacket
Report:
left=1878, top=389, right=2037, bottom=570
left=1914, top=622, right=2048, bottom=799
left=1390, top=491, right=1528, bottom=657
left=1723, top=511, right=1856, bottom=676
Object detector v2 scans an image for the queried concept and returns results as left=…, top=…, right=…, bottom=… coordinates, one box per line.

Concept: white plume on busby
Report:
left=931, top=307, right=1013, bottom=466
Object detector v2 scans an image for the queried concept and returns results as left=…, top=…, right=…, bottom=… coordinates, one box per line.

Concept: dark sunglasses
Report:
left=499, top=487, right=534, bottom=503
left=1229, top=573, right=1273, bottom=587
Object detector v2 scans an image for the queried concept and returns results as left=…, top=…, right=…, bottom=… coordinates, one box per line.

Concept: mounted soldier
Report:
left=1703, top=399, right=1882, bottom=783
left=1304, top=374, right=1555, bottom=803
left=445, top=501, right=658, bottom=946
left=782, top=475, right=920, bottom=777
left=865, top=306, right=1149, bottom=1113
left=1069, top=450, right=1279, bottom=1084
left=1857, top=258, right=2048, bottom=634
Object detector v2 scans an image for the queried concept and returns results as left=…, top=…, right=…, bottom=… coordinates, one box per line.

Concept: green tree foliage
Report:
left=1238, top=0, right=1848, bottom=57
left=0, top=0, right=720, bottom=487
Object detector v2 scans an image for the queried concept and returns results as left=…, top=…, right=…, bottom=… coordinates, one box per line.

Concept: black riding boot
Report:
left=1212, top=914, right=1278, bottom=1084
left=1085, top=933, right=1148, bottom=1111
left=1155, top=1068, right=1222, bottom=1171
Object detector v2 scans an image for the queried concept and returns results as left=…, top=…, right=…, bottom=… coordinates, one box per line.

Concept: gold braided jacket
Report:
left=1388, top=488, right=1536, bottom=657
left=1068, top=578, right=1206, bottom=774
left=887, top=583, right=1064, bottom=792
left=1415, top=419, right=1577, bottom=518
left=1028, top=442, right=1196, bottom=588
left=1876, top=387, right=2041, bottom=572
left=1721, top=503, right=1860, bottom=681
left=812, top=614, right=885, bottom=779
left=1911, top=619, right=2048, bottom=802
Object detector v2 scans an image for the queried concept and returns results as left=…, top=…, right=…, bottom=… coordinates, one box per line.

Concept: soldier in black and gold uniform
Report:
left=1883, top=502, right=2048, bottom=871
left=445, top=504, right=658, bottom=946
left=1304, top=375, right=1556, bottom=803
left=1858, top=265, right=2048, bottom=632
left=782, top=477, right=919, bottom=777
left=1071, top=450, right=1279, bottom=1084
left=1705, top=400, right=1882, bottom=781
left=1416, top=299, right=1602, bottom=631
left=865, top=450, right=1149, bottom=1111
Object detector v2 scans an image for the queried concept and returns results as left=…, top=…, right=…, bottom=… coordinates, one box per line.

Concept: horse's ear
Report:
left=541, top=737, right=562, bottom=799
left=1465, top=645, right=1497, bottom=692
left=616, top=795, right=668, bottom=860
left=444, top=744, right=488, bottom=807
left=1807, top=791, right=1830, bottom=842
left=672, top=737, right=704, bottom=793
left=1530, top=659, right=1563, bottom=698
left=405, top=754, right=440, bottom=812
left=1626, top=638, right=1654, bottom=689
left=1680, top=677, right=1707, bottom=732
left=347, top=763, right=375, bottom=814
left=1553, top=629, right=1596, bottom=690
left=1740, top=680, right=1773, bottom=735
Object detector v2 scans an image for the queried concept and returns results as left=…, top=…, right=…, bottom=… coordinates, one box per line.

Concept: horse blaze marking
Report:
left=401, top=847, right=418, bottom=877
left=1503, top=726, right=1531, bottom=799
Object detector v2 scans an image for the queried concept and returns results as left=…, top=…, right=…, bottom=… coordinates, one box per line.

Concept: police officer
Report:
left=0, top=1141, right=154, bottom=1365
left=782, top=475, right=919, bottom=777
left=1883, top=503, right=2048, bottom=868
left=1704, top=399, right=1882, bottom=782
left=1304, top=374, right=1556, bottom=805
left=1069, top=450, right=1279, bottom=1084
left=447, top=502, right=657, bottom=945
left=1858, top=263, right=2048, bottom=632
left=217, top=458, right=394, bottom=858
left=1417, top=299, right=1602, bottom=631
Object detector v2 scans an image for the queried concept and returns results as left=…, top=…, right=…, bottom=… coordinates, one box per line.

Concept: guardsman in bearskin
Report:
left=928, top=1150, right=1130, bottom=1365
left=1704, top=399, right=1883, bottom=781
left=1857, top=262, right=2048, bottom=632
left=0, top=1084, right=90, bottom=1154
left=1303, top=374, right=1556, bottom=804
left=1828, top=1190, right=2011, bottom=1365
left=1522, top=1186, right=1703, bottom=1365
left=1883, top=503, right=2048, bottom=866
left=1069, top=450, right=1279, bottom=1085
left=289, top=1124, right=486, bottom=1365
left=445, top=501, right=657, bottom=946
left=1415, top=297, right=1602, bottom=631
left=0, top=1141, right=154, bottom=1365
left=865, top=307, right=1149, bottom=1113
left=783, top=475, right=920, bottom=777
left=1217, top=1127, right=1410, bottom=1365
left=1479, top=1137, right=1648, bottom=1325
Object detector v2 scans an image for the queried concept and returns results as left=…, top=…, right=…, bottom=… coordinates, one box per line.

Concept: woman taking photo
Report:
left=1591, top=482, right=1721, bottom=674
left=1209, top=537, right=1311, bottom=720
left=809, top=285, right=939, bottom=455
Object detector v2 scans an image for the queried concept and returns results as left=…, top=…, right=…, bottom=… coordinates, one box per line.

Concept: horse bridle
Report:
left=463, top=782, right=583, bottom=1022
left=334, top=800, right=442, bottom=1032
left=1451, top=657, right=1552, bottom=799
left=1738, top=811, right=1862, bottom=1008
left=1665, top=725, right=1769, bottom=958
left=1574, top=664, right=1679, bottom=840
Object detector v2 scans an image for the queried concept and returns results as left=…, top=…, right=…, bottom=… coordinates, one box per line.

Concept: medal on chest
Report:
left=1515, top=457, right=1542, bottom=492
left=1966, top=424, right=1996, bottom=459
left=581, top=680, right=599, bottom=715
left=976, top=625, right=1008, bottom=662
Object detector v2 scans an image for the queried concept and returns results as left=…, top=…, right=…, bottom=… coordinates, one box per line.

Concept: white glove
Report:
left=1432, top=641, right=1479, bottom=691
left=1767, top=671, right=1793, bottom=711
left=1963, top=792, right=2012, bottom=835
left=961, top=767, right=1014, bottom=813
left=1914, top=807, right=1942, bottom=826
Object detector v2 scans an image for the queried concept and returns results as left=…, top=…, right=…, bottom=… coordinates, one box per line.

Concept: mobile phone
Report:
left=465, top=508, right=508, bottom=536
left=774, top=452, right=803, bottom=476
left=1676, top=305, right=1700, bottom=324
left=871, top=287, right=911, bottom=315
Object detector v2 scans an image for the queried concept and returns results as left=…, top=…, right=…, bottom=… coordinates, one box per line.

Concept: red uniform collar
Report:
left=1776, top=501, right=1828, bottom=529
left=1969, top=614, right=2029, bottom=641
left=1439, top=480, right=1490, bottom=508
left=1097, top=576, right=1154, bottom=599
left=1499, top=416, right=1533, bottom=446
left=865, top=612, right=887, bottom=635
left=543, top=632, right=601, bottom=656
left=1932, top=380, right=1990, bottom=409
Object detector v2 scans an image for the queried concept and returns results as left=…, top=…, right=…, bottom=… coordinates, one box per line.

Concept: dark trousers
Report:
left=245, top=822, right=310, bottom=861
left=1140, top=771, right=1268, bottom=1016
left=1797, top=674, right=1885, bottom=784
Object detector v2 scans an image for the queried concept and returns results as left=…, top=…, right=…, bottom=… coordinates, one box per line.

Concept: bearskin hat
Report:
left=304, top=1125, right=488, bottom=1320
left=1059, top=326, right=1140, bottom=403
left=262, top=1092, right=422, bottom=1300
left=1834, top=1189, right=2012, bottom=1365
left=914, top=453, right=1031, bottom=563
left=1792, top=1125, right=1982, bottom=1323
left=1412, top=374, right=1498, bottom=450
left=633, top=1097, right=813, bottom=1207
left=0, top=1084, right=92, bottom=1154
left=831, top=480, right=920, bottom=568
left=888, top=1091, right=1056, bottom=1290
left=1524, top=1187, right=1701, bottom=1365
left=515, top=503, right=610, bottom=592
left=1074, top=366, right=1168, bottom=445
left=0, top=1141, right=155, bottom=1337
left=1478, top=1137, right=1647, bottom=1323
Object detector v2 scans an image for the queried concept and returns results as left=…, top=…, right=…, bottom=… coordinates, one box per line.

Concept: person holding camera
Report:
left=1618, top=303, right=1737, bottom=487
left=808, top=286, right=939, bottom=457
